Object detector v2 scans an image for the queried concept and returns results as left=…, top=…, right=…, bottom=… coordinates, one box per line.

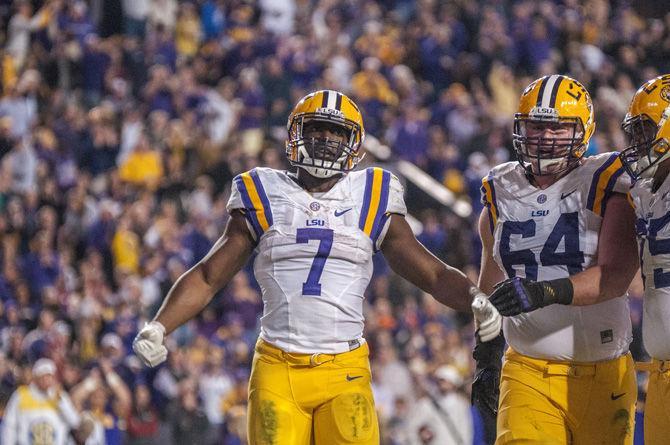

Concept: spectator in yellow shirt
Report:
left=111, top=214, right=140, bottom=274
left=351, top=57, right=398, bottom=106
left=175, top=2, right=202, bottom=59
left=118, top=132, right=164, bottom=189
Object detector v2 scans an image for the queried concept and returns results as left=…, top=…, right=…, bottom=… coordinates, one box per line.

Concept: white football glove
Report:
left=132, top=321, right=168, bottom=367
left=472, top=292, right=503, bottom=342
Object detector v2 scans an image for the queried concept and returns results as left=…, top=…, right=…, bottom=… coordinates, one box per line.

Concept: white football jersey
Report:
left=630, top=175, right=670, bottom=360
left=227, top=167, right=406, bottom=353
left=482, top=153, right=632, bottom=361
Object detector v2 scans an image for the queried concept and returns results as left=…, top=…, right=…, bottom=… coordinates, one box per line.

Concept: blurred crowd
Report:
left=0, top=0, right=664, bottom=443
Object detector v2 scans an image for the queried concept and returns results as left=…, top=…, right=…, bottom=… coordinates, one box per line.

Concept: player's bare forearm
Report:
left=153, top=265, right=216, bottom=335
left=570, top=194, right=639, bottom=305
left=428, top=264, right=477, bottom=312
left=569, top=265, right=636, bottom=306
left=153, top=211, right=255, bottom=334
left=381, top=214, right=474, bottom=312
left=477, top=208, right=506, bottom=294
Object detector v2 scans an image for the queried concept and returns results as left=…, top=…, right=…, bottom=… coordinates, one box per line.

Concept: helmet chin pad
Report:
left=298, top=164, right=342, bottom=178
left=520, top=156, right=570, bottom=176
left=297, top=150, right=346, bottom=178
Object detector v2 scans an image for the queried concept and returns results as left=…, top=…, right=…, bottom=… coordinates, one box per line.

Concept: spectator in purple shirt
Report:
left=146, top=25, right=177, bottom=72
left=386, top=103, right=430, bottom=167
left=522, top=16, right=555, bottom=73
left=419, top=26, right=459, bottom=90
left=181, top=215, right=212, bottom=268
left=19, top=231, right=60, bottom=300
left=417, top=209, right=448, bottom=260
left=235, top=68, right=265, bottom=157
left=59, top=1, right=96, bottom=46
left=81, top=35, right=112, bottom=106
left=143, top=64, right=174, bottom=116
left=85, top=199, right=118, bottom=257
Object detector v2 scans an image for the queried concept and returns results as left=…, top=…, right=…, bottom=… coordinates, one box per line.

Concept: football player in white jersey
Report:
left=132, top=90, right=502, bottom=445
left=478, top=75, right=640, bottom=444
left=619, top=74, right=670, bottom=445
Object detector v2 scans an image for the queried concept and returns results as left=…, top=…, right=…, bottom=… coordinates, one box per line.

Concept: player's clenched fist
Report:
left=132, top=321, right=168, bottom=367
left=471, top=291, right=502, bottom=342
left=489, top=277, right=573, bottom=316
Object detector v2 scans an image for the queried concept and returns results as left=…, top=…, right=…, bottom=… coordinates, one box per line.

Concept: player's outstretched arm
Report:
left=133, top=211, right=255, bottom=367
left=489, top=193, right=639, bottom=316
left=155, top=210, right=255, bottom=333
left=477, top=208, right=506, bottom=295
left=381, top=213, right=480, bottom=312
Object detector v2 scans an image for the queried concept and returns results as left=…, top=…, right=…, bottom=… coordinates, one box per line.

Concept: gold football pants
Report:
left=496, top=348, right=636, bottom=445
left=641, top=359, right=670, bottom=445
left=247, top=339, right=379, bottom=445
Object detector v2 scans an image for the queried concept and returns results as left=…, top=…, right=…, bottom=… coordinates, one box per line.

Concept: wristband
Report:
left=544, top=278, right=574, bottom=305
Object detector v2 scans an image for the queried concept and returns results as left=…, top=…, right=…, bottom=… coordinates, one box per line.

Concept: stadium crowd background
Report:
left=0, top=0, right=665, bottom=443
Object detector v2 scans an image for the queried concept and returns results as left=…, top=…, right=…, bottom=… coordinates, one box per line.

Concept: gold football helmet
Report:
left=619, top=75, right=670, bottom=180
left=513, top=75, right=595, bottom=176
left=286, top=90, right=365, bottom=178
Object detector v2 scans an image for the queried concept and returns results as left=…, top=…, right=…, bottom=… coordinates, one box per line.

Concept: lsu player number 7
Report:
left=478, top=75, right=640, bottom=444
left=132, top=90, right=502, bottom=445
left=620, top=74, right=670, bottom=445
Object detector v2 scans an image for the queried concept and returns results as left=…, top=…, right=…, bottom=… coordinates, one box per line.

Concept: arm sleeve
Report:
left=375, top=173, right=407, bottom=250
left=611, top=162, right=632, bottom=194
left=587, top=154, right=631, bottom=216
left=226, top=175, right=258, bottom=242
left=226, top=176, right=245, bottom=212
left=386, top=173, right=407, bottom=216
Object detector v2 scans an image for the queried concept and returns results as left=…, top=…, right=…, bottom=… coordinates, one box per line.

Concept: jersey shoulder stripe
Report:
left=480, top=162, right=519, bottom=230
left=586, top=153, right=625, bottom=216
left=359, top=167, right=391, bottom=241
left=234, top=168, right=273, bottom=238
left=481, top=171, right=498, bottom=232
left=600, top=160, right=626, bottom=216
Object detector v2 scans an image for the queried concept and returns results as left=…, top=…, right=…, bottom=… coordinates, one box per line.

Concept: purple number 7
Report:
left=296, top=228, right=334, bottom=296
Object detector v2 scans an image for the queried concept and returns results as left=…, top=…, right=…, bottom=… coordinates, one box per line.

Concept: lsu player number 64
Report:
left=620, top=74, right=670, bottom=445
left=478, top=75, right=639, bottom=444
left=132, top=90, right=501, bottom=445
